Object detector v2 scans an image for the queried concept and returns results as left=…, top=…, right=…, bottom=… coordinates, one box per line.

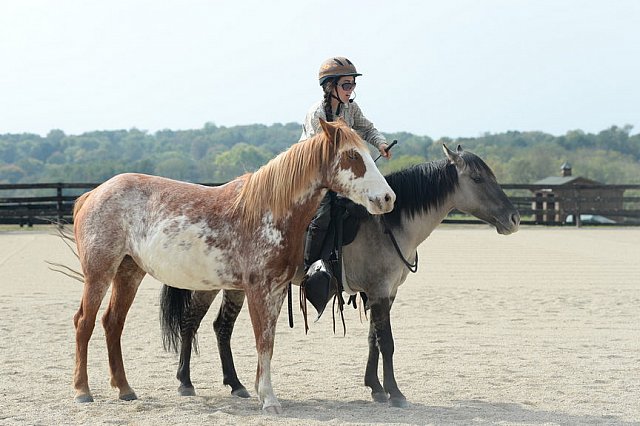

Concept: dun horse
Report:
left=160, top=144, right=520, bottom=407
left=71, top=118, right=395, bottom=414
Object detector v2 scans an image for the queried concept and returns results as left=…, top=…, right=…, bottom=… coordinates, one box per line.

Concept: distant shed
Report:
left=530, top=162, right=624, bottom=224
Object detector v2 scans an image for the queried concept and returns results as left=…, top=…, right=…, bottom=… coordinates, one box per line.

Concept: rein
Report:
left=381, top=216, right=418, bottom=273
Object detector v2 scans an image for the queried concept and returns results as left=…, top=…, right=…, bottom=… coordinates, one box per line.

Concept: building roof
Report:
left=534, top=176, right=600, bottom=186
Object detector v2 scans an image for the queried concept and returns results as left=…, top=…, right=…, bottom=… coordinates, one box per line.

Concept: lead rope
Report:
left=381, top=216, right=419, bottom=273
left=287, top=283, right=293, bottom=328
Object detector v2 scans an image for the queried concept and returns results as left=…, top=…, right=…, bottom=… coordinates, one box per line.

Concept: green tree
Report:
left=213, top=143, right=271, bottom=181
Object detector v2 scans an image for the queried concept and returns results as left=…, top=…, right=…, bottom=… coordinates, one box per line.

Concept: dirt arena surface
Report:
left=1, top=225, right=638, bottom=425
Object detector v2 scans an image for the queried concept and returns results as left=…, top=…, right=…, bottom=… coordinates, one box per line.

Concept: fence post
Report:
left=574, top=188, right=581, bottom=228
left=56, top=183, right=63, bottom=228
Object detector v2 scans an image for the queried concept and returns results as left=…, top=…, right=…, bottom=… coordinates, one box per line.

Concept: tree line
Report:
left=1, top=122, right=639, bottom=188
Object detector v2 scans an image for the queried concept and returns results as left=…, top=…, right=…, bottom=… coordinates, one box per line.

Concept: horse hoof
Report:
left=231, top=387, right=250, bottom=398
left=119, top=392, right=138, bottom=401
left=178, top=386, right=196, bottom=397
left=74, top=394, right=94, bottom=403
left=263, top=404, right=283, bottom=415
left=371, top=391, right=388, bottom=403
left=389, top=397, right=408, bottom=408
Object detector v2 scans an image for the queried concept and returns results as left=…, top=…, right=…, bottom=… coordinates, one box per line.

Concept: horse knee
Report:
left=73, top=309, right=82, bottom=329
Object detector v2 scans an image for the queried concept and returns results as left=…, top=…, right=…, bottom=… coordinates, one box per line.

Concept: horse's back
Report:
left=78, top=173, right=239, bottom=220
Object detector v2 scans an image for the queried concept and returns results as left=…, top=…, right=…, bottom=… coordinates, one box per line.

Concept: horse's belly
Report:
left=144, top=256, right=233, bottom=291
left=132, top=223, right=237, bottom=291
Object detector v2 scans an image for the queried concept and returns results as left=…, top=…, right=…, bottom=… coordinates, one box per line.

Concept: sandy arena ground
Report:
left=0, top=225, right=638, bottom=425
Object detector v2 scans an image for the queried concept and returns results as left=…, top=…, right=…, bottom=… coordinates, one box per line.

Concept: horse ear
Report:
left=443, top=143, right=464, bottom=167
left=319, top=118, right=337, bottom=141
left=319, top=118, right=340, bottom=145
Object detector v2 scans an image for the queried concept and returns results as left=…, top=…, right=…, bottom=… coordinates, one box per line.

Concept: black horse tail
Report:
left=159, top=285, right=194, bottom=353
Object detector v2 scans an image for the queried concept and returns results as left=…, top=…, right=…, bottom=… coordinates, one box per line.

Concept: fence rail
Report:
left=1, top=182, right=639, bottom=227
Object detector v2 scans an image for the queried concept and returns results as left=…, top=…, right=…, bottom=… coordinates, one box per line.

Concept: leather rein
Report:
left=381, top=215, right=419, bottom=273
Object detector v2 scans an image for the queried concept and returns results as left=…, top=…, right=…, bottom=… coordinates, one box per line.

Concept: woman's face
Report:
left=336, top=76, right=356, bottom=103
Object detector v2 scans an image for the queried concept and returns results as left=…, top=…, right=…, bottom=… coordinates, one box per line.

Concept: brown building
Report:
left=531, top=162, right=624, bottom=224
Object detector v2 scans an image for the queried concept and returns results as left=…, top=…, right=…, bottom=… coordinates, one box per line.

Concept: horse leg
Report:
left=73, top=279, right=110, bottom=402
left=214, top=289, right=249, bottom=398
left=364, top=318, right=386, bottom=403
left=245, top=284, right=288, bottom=414
left=367, top=296, right=407, bottom=407
left=101, top=256, right=145, bottom=401
left=175, top=290, right=218, bottom=396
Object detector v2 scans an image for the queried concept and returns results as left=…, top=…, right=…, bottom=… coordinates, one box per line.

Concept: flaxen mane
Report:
left=232, top=121, right=365, bottom=231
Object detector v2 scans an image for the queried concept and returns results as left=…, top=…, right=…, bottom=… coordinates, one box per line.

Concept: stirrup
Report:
left=302, top=259, right=335, bottom=319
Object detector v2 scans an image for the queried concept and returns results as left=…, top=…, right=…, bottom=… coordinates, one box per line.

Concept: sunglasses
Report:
left=340, top=82, right=356, bottom=91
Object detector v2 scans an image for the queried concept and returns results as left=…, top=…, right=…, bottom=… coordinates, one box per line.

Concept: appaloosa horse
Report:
left=71, top=118, right=395, bottom=413
left=160, top=144, right=520, bottom=407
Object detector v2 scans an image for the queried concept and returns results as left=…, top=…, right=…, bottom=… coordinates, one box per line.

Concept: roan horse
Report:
left=70, top=118, right=395, bottom=414
left=159, top=144, right=520, bottom=407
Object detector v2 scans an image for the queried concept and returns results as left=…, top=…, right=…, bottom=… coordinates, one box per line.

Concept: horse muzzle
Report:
left=496, top=211, right=520, bottom=235
left=365, top=190, right=396, bottom=215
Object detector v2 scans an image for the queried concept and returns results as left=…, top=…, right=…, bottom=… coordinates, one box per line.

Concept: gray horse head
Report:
left=443, top=144, right=519, bottom=235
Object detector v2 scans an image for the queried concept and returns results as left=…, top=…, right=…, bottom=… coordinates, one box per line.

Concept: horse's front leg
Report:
left=366, top=296, right=407, bottom=407
left=214, top=289, right=249, bottom=398
left=364, top=318, right=385, bottom=402
left=245, top=283, right=288, bottom=414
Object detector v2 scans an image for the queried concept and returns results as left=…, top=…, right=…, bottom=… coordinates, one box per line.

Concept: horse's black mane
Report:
left=383, top=152, right=494, bottom=227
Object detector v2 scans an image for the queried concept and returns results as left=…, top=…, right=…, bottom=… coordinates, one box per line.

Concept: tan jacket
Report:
left=299, top=100, right=387, bottom=149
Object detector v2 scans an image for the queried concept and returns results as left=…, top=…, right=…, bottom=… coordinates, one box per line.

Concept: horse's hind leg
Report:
left=73, top=279, right=111, bottom=402
left=101, top=255, right=145, bottom=400
left=366, top=296, right=407, bottom=407
left=176, top=289, right=218, bottom=396
left=214, top=289, right=249, bottom=398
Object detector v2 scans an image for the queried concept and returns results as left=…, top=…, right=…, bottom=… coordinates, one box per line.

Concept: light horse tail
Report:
left=73, top=190, right=94, bottom=220
left=45, top=191, right=95, bottom=283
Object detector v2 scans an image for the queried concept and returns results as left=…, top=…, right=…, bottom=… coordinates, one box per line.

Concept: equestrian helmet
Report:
left=318, top=56, right=362, bottom=86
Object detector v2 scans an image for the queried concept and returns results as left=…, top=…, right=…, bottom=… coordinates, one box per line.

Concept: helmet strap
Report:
left=332, top=86, right=344, bottom=116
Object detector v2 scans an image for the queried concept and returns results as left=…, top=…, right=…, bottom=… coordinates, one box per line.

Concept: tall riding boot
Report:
left=304, top=192, right=333, bottom=269
left=303, top=192, right=335, bottom=318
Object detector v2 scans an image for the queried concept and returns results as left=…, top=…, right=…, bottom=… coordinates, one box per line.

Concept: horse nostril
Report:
left=384, top=194, right=391, bottom=203
left=511, top=213, right=520, bottom=226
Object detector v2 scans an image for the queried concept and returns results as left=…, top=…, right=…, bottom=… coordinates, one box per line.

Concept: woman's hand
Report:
left=378, top=143, right=392, bottom=159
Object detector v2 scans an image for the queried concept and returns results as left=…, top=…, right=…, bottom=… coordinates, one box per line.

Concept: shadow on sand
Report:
left=188, top=395, right=635, bottom=425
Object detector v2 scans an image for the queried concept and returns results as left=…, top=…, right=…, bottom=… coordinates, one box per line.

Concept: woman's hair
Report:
left=321, top=78, right=337, bottom=121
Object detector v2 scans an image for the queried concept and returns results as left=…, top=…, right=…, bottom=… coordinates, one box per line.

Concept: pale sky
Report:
left=1, top=0, right=638, bottom=138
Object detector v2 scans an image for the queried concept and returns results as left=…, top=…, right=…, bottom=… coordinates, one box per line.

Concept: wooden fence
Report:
left=1, top=182, right=639, bottom=227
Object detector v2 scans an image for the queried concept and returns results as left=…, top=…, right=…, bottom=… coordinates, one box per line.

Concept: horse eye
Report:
left=347, top=150, right=358, bottom=160
left=472, top=176, right=484, bottom=184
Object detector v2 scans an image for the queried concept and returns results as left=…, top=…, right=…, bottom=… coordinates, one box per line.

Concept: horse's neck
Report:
left=284, top=186, right=327, bottom=233
left=388, top=198, right=453, bottom=251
